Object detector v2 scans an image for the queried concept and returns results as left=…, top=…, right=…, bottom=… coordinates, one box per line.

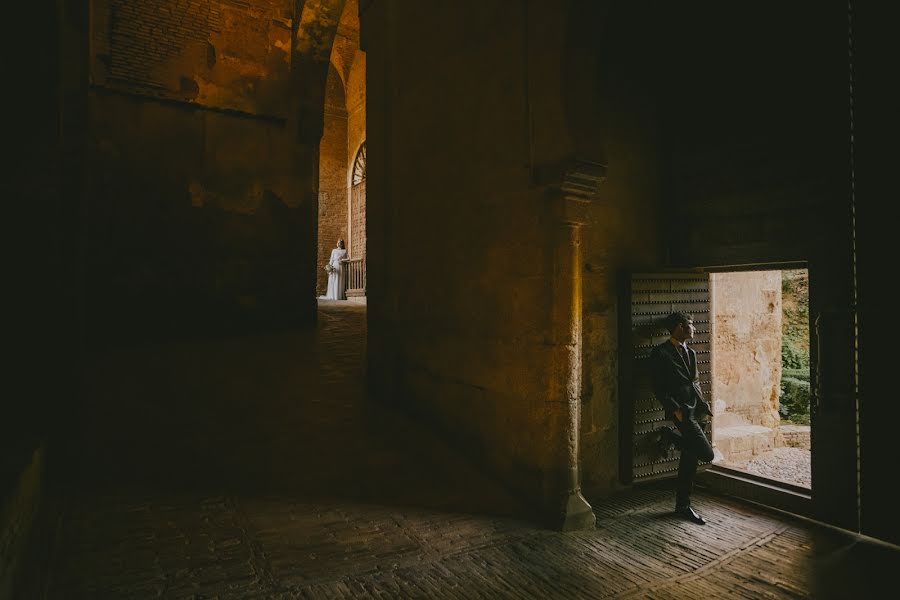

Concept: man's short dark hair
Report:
left=662, top=312, right=692, bottom=334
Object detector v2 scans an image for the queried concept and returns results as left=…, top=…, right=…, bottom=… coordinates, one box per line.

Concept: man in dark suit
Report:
left=650, top=312, right=715, bottom=524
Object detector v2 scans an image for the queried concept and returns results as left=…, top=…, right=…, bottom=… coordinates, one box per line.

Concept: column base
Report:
left=558, top=490, right=596, bottom=531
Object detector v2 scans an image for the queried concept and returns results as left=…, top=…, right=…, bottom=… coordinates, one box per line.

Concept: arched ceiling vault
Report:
left=294, top=0, right=346, bottom=62
left=291, top=0, right=347, bottom=141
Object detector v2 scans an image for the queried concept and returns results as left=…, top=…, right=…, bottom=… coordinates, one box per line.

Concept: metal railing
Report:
left=341, top=258, right=366, bottom=297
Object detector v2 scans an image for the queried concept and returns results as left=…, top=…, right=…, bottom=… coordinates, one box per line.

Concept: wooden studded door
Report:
left=619, top=272, right=713, bottom=484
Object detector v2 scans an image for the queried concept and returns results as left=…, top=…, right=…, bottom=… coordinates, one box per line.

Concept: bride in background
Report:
left=324, top=239, right=348, bottom=300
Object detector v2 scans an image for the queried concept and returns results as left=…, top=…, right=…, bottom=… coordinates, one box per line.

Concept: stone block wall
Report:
left=777, top=425, right=811, bottom=450
left=711, top=271, right=783, bottom=429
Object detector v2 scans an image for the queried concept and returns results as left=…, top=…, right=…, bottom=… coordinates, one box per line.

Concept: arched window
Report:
left=346, top=141, right=367, bottom=295
left=352, top=142, right=366, bottom=186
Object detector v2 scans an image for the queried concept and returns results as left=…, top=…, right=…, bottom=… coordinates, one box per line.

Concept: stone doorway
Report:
left=710, top=269, right=811, bottom=489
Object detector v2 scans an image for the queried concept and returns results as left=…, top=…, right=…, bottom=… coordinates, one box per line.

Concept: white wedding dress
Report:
left=325, top=247, right=348, bottom=299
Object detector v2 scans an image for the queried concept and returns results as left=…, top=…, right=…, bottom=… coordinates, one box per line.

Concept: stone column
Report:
left=545, top=161, right=606, bottom=531
left=290, top=1, right=344, bottom=325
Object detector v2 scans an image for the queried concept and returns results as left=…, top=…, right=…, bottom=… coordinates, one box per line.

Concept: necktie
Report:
left=678, top=344, right=690, bottom=367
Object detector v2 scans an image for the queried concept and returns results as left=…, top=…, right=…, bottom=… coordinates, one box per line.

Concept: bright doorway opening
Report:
left=710, top=269, right=811, bottom=489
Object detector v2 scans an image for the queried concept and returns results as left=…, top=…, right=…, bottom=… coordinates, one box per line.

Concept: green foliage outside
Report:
left=780, top=270, right=810, bottom=424
left=780, top=377, right=810, bottom=425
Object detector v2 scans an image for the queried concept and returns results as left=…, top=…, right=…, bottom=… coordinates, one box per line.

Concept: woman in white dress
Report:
left=324, top=239, right=348, bottom=300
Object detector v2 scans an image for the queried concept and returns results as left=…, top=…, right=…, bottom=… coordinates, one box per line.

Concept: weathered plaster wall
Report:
left=366, top=1, right=568, bottom=517
left=364, top=0, right=662, bottom=518
left=86, top=0, right=316, bottom=338
left=85, top=93, right=308, bottom=337
left=711, top=271, right=782, bottom=428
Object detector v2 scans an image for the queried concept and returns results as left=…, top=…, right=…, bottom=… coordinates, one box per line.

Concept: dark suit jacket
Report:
left=649, top=340, right=712, bottom=419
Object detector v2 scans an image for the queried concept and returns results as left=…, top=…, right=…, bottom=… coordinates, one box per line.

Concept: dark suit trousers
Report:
left=670, top=405, right=715, bottom=508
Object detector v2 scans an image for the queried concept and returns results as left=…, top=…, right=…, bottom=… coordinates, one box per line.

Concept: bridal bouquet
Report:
left=324, top=263, right=335, bottom=274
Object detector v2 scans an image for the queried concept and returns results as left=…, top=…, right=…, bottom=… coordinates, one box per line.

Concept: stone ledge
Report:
left=715, top=425, right=776, bottom=463
left=715, top=424, right=811, bottom=464
left=776, top=425, right=811, bottom=450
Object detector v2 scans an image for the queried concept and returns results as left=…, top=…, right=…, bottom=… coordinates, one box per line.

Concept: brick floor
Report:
left=47, top=301, right=899, bottom=599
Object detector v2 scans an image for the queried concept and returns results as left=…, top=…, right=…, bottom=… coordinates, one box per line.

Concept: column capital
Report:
left=540, top=159, right=607, bottom=226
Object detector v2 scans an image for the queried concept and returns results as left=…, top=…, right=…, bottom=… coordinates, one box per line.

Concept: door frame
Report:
left=620, top=260, right=856, bottom=526
left=694, top=262, right=817, bottom=517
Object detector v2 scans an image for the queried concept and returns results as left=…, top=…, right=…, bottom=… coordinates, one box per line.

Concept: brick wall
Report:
left=317, top=63, right=349, bottom=296
left=84, top=0, right=312, bottom=338
left=346, top=49, right=366, bottom=260
left=92, top=0, right=292, bottom=115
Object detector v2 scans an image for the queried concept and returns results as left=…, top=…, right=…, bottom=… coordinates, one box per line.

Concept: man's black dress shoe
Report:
left=675, top=505, right=706, bottom=525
